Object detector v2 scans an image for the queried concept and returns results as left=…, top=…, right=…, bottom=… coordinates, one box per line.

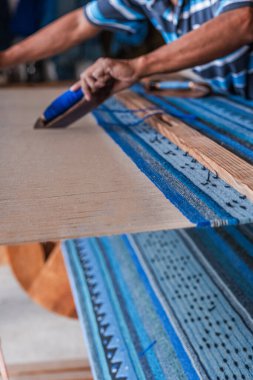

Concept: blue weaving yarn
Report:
left=44, top=88, right=84, bottom=122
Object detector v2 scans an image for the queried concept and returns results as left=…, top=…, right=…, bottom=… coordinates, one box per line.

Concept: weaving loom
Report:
left=1, top=85, right=253, bottom=380
left=61, top=87, right=253, bottom=380
left=0, top=86, right=252, bottom=244
left=63, top=224, right=253, bottom=380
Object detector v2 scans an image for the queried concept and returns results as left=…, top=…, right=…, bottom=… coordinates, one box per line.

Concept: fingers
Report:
left=70, top=79, right=92, bottom=101
left=78, top=58, right=114, bottom=100
left=81, top=76, right=92, bottom=101
left=76, top=57, right=135, bottom=101
left=81, top=73, right=111, bottom=101
left=71, top=58, right=136, bottom=100
left=92, top=65, right=107, bottom=80
left=70, top=81, right=81, bottom=92
left=84, top=76, right=95, bottom=100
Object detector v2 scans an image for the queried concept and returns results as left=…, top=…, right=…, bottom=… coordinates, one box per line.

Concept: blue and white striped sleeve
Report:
left=83, top=0, right=146, bottom=34
left=214, top=0, right=253, bottom=15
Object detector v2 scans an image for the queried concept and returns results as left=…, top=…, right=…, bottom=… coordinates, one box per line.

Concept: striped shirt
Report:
left=84, top=0, right=253, bottom=99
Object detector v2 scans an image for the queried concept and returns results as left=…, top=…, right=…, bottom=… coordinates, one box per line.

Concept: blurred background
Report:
left=0, top=0, right=163, bottom=85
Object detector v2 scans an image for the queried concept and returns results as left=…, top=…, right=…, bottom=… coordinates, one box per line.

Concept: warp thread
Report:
left=95, top=109, right=164, bottom=128
left=138, top=340, right=157, bottom=358
left=96, top=105, right=196, bottom=128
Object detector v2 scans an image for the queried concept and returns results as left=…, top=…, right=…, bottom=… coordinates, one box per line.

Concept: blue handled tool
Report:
left=147, top=79, right=211, bottom=96
left=34, top=83, right=113, bottom=129
left=43, top=88, right=84, bottom=123
left=150, top=81, right=193, bottom=90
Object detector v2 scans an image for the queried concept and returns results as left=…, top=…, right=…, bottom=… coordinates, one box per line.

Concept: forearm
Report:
left=1, top=8, right=100, bottom=68
left=135, top=7, right=253, bottom=77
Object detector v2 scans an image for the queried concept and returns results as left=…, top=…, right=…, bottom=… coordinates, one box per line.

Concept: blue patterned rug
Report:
left=92, top=90, right=253, bottom=227
left=63, top=224, right=253, bottom=380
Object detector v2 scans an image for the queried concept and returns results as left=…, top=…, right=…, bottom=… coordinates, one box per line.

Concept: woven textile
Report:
left=63, top=224, right=253, bottom=380
left=92, top=91, right=253, bottom=227
left=135, top=86, right=253, bottom=164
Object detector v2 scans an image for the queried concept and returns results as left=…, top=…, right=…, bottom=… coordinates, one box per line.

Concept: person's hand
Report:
left=71, top=57, right=141, bottom=100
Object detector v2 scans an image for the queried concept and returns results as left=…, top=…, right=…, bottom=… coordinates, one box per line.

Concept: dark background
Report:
left=0, top=0, right=163, bottom=83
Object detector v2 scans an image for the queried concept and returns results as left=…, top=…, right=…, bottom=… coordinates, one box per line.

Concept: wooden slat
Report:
left=117, top=91, right=253, bottom=202
left=0, top=340, right=9, bottom=380
left=8, top=359, right=92, bottom=380
left=8, top=359, right=90, bottom=374
left=10, top=372, right=93, bottom=380
left=0, top=88, right=192, bottom=245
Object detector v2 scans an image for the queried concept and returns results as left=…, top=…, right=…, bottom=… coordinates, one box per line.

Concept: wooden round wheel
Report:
left=4, top=243, right=77, bottom=318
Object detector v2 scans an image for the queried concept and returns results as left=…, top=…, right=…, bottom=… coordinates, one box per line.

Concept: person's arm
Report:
left=74, top=7, right=253, bottom=99
left=0, top=8, right=100, bottom=69
left=136, top=6, right=253, bottom=77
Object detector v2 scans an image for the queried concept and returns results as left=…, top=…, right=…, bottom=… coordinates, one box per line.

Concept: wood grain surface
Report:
left=0, top=88, right=191, bottom=245
left=28, top=244, right=77, bottom=318
left=7, top=359, right=92, bottom=380
left=117, top=91, right=253, bottom=202
left=4, top=242, right=77, bottom=317
left=0, top=246, right=7, bottom=265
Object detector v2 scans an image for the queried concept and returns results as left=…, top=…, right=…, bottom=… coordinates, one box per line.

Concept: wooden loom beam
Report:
left=116, top=90, right=253, bottom=202
left=5, top=359, right=93, bottom=380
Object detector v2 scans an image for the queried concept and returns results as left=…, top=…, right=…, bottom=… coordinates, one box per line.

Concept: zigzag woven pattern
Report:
left=63, top=224, right=253, bottom=380
left=92, top=91, right=253, bottom=227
